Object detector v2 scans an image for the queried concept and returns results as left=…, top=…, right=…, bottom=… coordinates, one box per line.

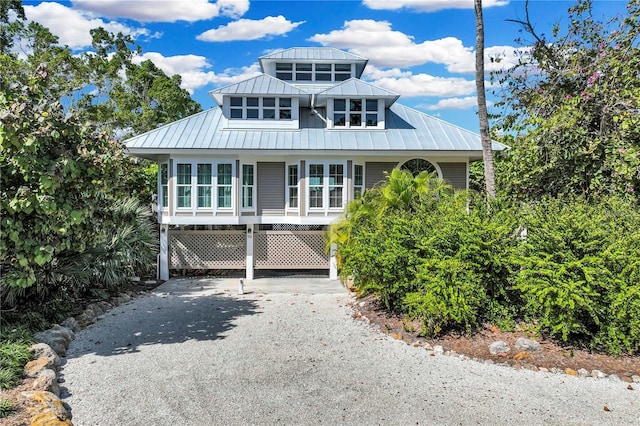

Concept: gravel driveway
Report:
left=60, top=277, right=639, bottom=425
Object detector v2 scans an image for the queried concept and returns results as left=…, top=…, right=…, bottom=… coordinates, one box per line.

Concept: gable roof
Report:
left=208, top=74, right=310, bottom=105
left=124, top=103, right=508, bottom=161
left=314, top=78, right=400, bottom=107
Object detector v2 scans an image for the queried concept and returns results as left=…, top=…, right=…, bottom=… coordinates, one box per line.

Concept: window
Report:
left=333, top=98, right=379, bottom=128
left=242, top=164, right=254, bottom=209
left=295, top=63, right=312, bottom=81
left=287, top=164, right=299, bottom=208
left=228, top=96, right=292, bottom=120
left=353, top=164, right=364, bottom=198
left=401, top=158, right=438, bottom=177
left=315, top=63, right=331, bottom=81
left=307, top=162, right=346, bottom=210
left=217, top=163, right=232, bottom=208
left=274, top=62, right=353, bottom=82
left=329, top=164, right=344, bottom=208
left=275, top=62, right=292, bottom=80
left=230, top=97, right=243, bottom=119
left=160, top=163, right=168, bottom=208
left=197, top=164, right=212, bottom=208
left=335, top=63, right=351, bottom=81
left=309, top=164, right=324, bottom=208
left=176, top=163, right=191, bottom=208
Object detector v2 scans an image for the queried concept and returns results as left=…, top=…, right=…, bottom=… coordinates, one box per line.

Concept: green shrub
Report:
left=0, top=330, right=33, bottom=389
left=0, top=398, right=17, bottom=418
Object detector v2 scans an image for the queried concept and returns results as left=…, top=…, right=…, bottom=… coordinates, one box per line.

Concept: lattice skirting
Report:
left=254, top=231, right=328, bottom=269
left=169, top=231, right=246, bottom=269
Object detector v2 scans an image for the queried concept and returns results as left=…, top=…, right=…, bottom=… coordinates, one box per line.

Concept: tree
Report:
left=474, top=0, right=496, bottom=198
left=494, top=0, right=640, bottom=201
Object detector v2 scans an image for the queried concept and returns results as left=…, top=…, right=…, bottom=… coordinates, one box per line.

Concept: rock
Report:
left=488, top=341, right=510, bottom=355
left=422, top=342, right=433, bottom=351
left=565, top=368, right=579, bottom=377
left=77, top=309, right=97, bottom=327
left=445, top=350, right=457, bottom=356
left=484, top=359, right=494, bottom=365
left=621, top=376, right=633, bottom=383
left=608, top=374, right=621, bottom=382
left=433, top=345, right=444, bottom=355
left=32, top=369, right=60, bottom=396
left=538, top=367, right=549, bottom=373
left=632, top=375, right=640, bottom=383
left=390, top=333, right=403, bottom=340
left=24, top=357, right=50, bottom=378
left=144, top=280, right=158, bottom=285
left=591, top=370, right=607, bottom=379
left=550, top=368, right=563, bottom=374
left=30, top=343, right=61, bottom=368
left=33, top=325, right=74, bottom=357
left=23, top=391, right=72, bottom=425
left=514, top=337, right=542, bottom=353
left=51, top=324, right=75, bottom=341
left=61, top=317, right=80, bottom=332
left=577, top=368, right=590, bottom=378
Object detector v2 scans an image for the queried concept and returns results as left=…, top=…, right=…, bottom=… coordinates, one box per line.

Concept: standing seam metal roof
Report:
left=125, top=103, right=508, bottom=154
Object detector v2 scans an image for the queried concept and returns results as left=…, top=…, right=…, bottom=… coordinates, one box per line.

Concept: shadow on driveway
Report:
left=64, top=277, right=261, bottom=359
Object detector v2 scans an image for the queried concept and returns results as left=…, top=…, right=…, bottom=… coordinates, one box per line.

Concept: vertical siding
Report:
left=439, top=162, right=467, bottom=189
left=365, top=162, right=396, bottom=188
left=257, top=162, right=285, bottom=215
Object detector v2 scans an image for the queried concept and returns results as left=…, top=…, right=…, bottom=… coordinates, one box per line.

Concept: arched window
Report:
left=400, top=158, right=438, bottom=177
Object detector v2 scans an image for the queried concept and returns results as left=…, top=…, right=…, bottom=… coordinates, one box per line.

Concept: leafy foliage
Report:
left=0, top=327, right=32, bottom=390
left=493, top=0, right=640, bottom=200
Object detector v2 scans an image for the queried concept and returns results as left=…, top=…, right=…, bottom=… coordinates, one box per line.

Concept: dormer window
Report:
left=229, top=96, right=292, bottom=120
left=332, top=98, right=380, bottom=128
left=274, top=62, right=354, bottom=82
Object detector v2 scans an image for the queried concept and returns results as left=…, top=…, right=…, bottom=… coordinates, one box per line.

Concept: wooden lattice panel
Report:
left=169, top=231, right=246, bottom=269
left=254, top=231, right=328, bottom=269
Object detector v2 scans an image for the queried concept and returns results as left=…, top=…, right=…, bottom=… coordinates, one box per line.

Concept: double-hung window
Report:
left=353, top=164, right=364, bottom=198
left=160, top=163, right=168, bottom=208
left=308, top=164, right=324, bottom=208
left=307, top=162, right=346, bottom=211
left=217, top=164, right=232, bottom=208
left=287, top=164, right=299, bottom=209
left=242, top=164, right=254, bottom=209
left=197, top=164, right=213, bottom=208
left=176, top=163, right=192, bottom=208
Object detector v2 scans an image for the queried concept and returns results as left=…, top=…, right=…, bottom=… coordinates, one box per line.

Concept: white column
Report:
left=329, top=243, right=338, bottom=280
left=159, top=224, right=169, bottom=281
left=245, top=224, right=254, bottom=280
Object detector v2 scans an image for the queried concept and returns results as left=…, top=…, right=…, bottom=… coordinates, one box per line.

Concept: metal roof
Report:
left=315, top=78, right=400, bottom=107
left=125, top=103, right=508, bottom=160
left=259, top=47, right=367, bottom=62
left=208, top=74, right=310, bottom=105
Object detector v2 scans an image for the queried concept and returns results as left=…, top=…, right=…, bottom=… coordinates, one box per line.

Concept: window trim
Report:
left=176, top=163, right=192, bottom=209
left=241, top=163, right=255, bottom=211
left=353, top=163, right=364, bottom=199
left=306, top=161, right=348, bottom=212
left=216, top=163, right=233, bottom=210
left=286, top=163, right=299, bottom=210
left=331, top=98, right=380, bottom=129
left=159, top=162, right=169, bottom=210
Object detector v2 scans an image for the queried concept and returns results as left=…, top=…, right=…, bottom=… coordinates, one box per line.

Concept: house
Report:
left=125, top=47, right=507, bottom=281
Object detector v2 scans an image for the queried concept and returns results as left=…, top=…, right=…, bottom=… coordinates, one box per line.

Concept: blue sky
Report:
left=21, top=0, right=627, bottom=132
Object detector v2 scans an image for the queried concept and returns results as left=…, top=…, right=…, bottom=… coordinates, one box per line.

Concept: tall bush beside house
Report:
left=0, top=65, right=157, bottom=309
left=512, top=196, right=640, bottom=354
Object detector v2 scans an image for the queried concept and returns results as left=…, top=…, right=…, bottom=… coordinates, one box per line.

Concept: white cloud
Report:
left=361, top=65, right=412, bottom=80
left=71, top=0, right=249, bottom=22
left=24, top=2, right=156, bottom=50
left=363, top=0, right=509, bottom=12
left=418, top=96, right=493, bottom=111
left=368, top=73, right=477, bottom=97
left=197, top=16, right=305, bottom=42
left=309, top=19, right=520, bottom=74
left=134, top=52, right=262, bottom=93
